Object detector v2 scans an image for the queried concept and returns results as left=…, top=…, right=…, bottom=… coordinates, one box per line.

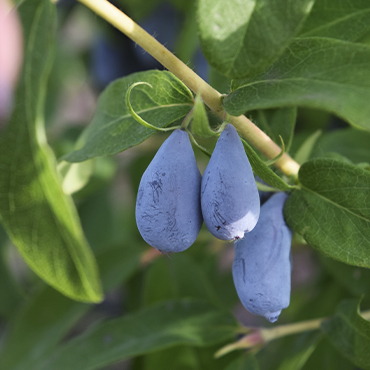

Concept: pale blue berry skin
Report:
left=201, top=124, right=260, bottom=240
left=232, top=192, right=292, bottom=323
left=135, top=129, right=203, bottom=253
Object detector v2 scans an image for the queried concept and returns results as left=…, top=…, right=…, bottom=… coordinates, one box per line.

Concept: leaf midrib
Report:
left=300, top=8, right=370, bottom=38
left=300, top=184, right=370, bottom=223
left=234, top=76, right=370, bottom=92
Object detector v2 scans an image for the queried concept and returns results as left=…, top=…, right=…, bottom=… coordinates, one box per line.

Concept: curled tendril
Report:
left=187, top=130, right=212, bottom=157
left=125, top=82, right=181, bottom=132
left=265, top=135, right=286, bottom=166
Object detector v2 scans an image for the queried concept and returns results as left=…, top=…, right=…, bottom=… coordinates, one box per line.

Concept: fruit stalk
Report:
left=216, top=309, right=370, bottom=357
left=77, top=0, right=300, bottom=177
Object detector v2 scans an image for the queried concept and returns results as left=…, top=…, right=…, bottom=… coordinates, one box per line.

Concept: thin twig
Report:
left=77, top=0, right=300, bottom=177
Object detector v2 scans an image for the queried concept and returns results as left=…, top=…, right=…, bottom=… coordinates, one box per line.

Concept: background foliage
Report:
left=0, top=0, right=370, bottom=369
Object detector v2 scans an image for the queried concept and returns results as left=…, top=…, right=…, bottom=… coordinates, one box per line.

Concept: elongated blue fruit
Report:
left=201, top=124, right=260, bottom=240
left=232, top=192, right=292, bottom=323
left=136, top=129, right=203, bottom=253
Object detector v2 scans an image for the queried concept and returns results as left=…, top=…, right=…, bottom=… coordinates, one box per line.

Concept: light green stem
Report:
left=216, top=309, right=370, bottom=357
left=76, top=0, right=301, bottom=177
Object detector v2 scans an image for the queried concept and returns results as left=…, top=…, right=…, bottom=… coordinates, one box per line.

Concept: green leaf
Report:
left=321, top=299, right=370, bottom=369
left=63, top=70, right=194, bottom=163
left=0, top=287, right=87, bottom=370
left=144, top=346, right=201, bottom=370
left=320, top=255, right=370, bottom=297
left=191, top=95, right=215, bottom=138
left=284, top=158, right=370, bottom=268
left=0, top=229, right=22, bottom=318
left=301, top=337, right=357, bottom=370
left=224, top=354, right=259, bottom=370
left=35, top=300, right=237, bottom=370
left=0, top=0, right=102, bottom=302
left=276, top=332, right=322, bottom=370
left=0, top=242, right=142, bottom=370
left=197, top=0, right=314, bottom=79
left=311, top=128, right=370, bottom=164
left=242, top=140, right=295, bottom=191
left=115, top=0, right=161, bottom=20
left=58, top=159, right=95, bottom=195
left=142, top=254, right=222, bottom=308
left=0, top=244, right=24, bottom=319
left=294, top=130, right=322, bottom=165
left=299, top=0, right=370, bottom=41
left=224, top=38, right=370, bottom=131
left=251, top=108, right=297, bottom=152
left=175, top=5, right=199, bottom=63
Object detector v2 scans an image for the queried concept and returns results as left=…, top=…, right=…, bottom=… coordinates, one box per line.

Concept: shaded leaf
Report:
left=0, top=287, right=87, bottom=370
left=144, top=346, right=201, bottom=370
left=301, top=337, right=356, bottom=370
left=299, top=0, right=370, bottom=41
left=224, top=38, right=370, bottom=131
left=284, top=158, right=370, bottom=268
left=294, top=130, right=322, bottom=165
left=197, top=0, right=314, bottom=78
left=58, top=159, right=95, bottom=195
left=142, top=254, right=222, bottom=308
left=0, top=0, right=102, bottom=302
left=0, top=242, right=142, bottom=370
left=242, top=140, right=294, bottom=191
left=312, top=128, right=370, bottom=164
left=192, top=95, right=215, bottom=138
left=63, top=70, right=193, bottom=163
left=36, top=300, right=238, bottom=370
left=224, top=354, right=259, bottom=370
left=276, top=332, right=322, bottom=370
left=0, top=244, right=24, bottom=319
left=251, top=108, right=296, bottom=152
left=321, top=299, right=370, bottom=370
left=320, top=255, right=370, bottom=297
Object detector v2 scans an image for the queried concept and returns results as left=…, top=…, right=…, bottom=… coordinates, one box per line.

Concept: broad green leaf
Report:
left=0, top=287, right=87, bottom=370
left=0, top=224, right=6, bottom=246
left=284, top=159, right=370, bottom=268
left=255, top=331, right=322, bottom=370
left=0, top=242, right=142, bottom=370
left=144, top=346, right=201, bottom=370
left=294, top=130, right=322, bottom=165
left=35, top=300, right=237, bottom=370
left=224, top=38, right=370, bottom=131
left=312, top=128, right=370, bottom=164
left=321, top=299, right=370, bottom=369
left=301, top=337, right=356, bottom=370
left=145, top=342, right=239, bottom=370
left=224, top=354, right=259, bottom=370
left=142, top=254, right=222, bottom=308
left=0, top=243, right=24, bottom=319
left=320, top=256, right=370, bottom=297
left=299, top=0, right=370, bottom=41
left=0, top=0, right=101, bottom=302
left=251, top=108, right=297, bottom=152
left=318, top=152, right=354, bottom=166
left=175, top=5, right=198, bottom=63
left=63, top=70, right=193, bottom=163
left=209, top=66, right=232, bottom=94
left=242, top=140, right=294, bottom=191
left=197, top=0, right=314, bottom=79
left=58, top=159, right=95, bottom=195
left=276, top=332, right=322, bottom=370
left=115, top=0, right=161, bottom=20
left=191, top=95, right=215, bottom=138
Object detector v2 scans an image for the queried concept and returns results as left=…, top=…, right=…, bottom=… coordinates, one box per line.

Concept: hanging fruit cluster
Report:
left=135, top=123, right=292, bottom=322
